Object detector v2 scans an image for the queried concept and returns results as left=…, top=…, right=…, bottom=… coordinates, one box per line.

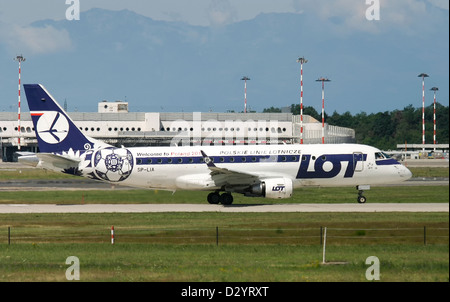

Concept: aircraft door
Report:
left=353, top=152, right=364, bottom=172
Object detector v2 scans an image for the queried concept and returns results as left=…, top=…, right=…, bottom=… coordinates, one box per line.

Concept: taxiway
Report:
left=0, top=203, right=447, bottom=213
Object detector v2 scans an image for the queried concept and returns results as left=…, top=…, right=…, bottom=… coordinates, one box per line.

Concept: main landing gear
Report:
left=207, top=192, right=234, bottom=205
left=356, top=185, right=370, bottom=204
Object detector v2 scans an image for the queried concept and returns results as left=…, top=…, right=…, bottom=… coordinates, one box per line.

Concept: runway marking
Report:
left=0, top=203, right=447, bottom=213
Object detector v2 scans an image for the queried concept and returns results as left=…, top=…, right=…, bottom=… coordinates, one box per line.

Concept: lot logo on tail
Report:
left=34, top=111, right=69, bottom=144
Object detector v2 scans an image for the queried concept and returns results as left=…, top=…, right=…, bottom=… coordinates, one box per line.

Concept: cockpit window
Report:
left=375, top=152, right=384, bottom=159
left=381, top=152, right=391, bottom=159
left=375, top=152, right=392, bottom=160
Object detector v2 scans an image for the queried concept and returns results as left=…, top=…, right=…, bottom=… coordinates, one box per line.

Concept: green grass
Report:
left=1, top=212, right=448, bottom=245
left=409, top=167, right=449, bottom=178
left=0, top=168, right=78, bottom=180
left=0, top=212, right=448, bottom=282
left=0, top=243, right=447, bottom=282
left=0, top=185, right=448, bottom=204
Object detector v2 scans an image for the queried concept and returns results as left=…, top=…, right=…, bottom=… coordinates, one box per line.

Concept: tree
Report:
left=261, top=103, right=449, bottom=149
left=262, top=106, right=282, bottom=113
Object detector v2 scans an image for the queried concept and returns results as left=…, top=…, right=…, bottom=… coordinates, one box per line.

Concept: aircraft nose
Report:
left=400, top=165, right=413, bottom=180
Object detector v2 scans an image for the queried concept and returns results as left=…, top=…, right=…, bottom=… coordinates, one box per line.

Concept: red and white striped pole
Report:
left=241, top=76, right=250, bottom=113
left=111, top=225, right=115, bottom=244
left=297, top=57, right=308, bottom=144
left=418, top=73, right=429, bottom=151
left=321, top=81, right=325, bottom=144
left=316, top=77, right=330, bottom=144
left=14, top=55, right=26, bottom=150
left=430, top=87, right=439, bottom=147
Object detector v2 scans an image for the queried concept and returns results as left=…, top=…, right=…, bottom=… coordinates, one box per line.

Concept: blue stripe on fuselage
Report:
left=375, top=158, right=401, bottom=165
left=135, top=154, right=300, bottom=165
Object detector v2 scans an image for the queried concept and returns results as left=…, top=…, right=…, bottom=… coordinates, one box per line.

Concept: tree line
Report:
left=263, top=103, right=449, bottom=150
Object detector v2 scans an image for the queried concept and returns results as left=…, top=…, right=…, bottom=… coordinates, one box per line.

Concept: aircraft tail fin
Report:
left=23, top=84, right=109, bottom=153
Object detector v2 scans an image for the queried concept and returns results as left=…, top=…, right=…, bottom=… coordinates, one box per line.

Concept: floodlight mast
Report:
left=241, top=76, right=250, bottom=113
left=418, top=73, right=429, bottom=151
left=14, top=55, right=26, bottom=150
left=316, top=77, right=331, bottom=144
left=430, top=87, right=439, bottom=147
left=297, top=57, right=308, bottom=144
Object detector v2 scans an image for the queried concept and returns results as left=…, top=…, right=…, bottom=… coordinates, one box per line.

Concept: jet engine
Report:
left=247, top=178, right=293, bottom=199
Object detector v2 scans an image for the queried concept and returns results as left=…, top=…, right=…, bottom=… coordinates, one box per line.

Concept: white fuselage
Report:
left=85, top=143, right=411, bottom=191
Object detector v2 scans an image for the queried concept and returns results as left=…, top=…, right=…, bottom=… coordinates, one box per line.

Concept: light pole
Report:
left=316, top=77, right=331, bottom=144
left=418, top=73, right=429, bottom=151
left=14, top=55, right=26, bottom=150
left=297, top=57, right=308, bottom=144
left=430, top=87, right=439, bottom=147
left=241, top=76, right=250, bottom=113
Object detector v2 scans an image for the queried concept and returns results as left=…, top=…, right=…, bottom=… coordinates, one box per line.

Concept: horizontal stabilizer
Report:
left=36, top=153, right=80, bottom=172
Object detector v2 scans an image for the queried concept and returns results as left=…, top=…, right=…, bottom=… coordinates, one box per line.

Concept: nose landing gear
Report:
left=357, top=192, right=367, bottom=204
left=356, top=185, right=370, bottom=204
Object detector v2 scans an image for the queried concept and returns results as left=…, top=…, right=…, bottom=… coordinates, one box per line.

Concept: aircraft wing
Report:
left=200, top=150, right=260, bottom=186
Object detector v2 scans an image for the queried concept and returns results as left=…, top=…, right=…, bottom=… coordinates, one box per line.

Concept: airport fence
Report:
left=2, top=225, right=448, bottom=246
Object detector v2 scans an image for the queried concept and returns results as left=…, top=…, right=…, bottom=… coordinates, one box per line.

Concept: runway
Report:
left=0, top=203, right=448, bottom=213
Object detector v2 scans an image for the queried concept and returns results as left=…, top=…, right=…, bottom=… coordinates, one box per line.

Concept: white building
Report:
left=0, top=102, right=355, bottom=161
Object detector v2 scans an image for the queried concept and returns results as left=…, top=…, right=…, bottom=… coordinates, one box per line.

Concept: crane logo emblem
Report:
left=35, top=111, right=70, bottom=144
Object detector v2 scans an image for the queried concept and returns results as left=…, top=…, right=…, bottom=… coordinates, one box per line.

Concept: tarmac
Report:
left=0, top=203, right=448, bottom=213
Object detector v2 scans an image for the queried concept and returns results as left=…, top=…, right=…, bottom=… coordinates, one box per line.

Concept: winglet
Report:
left=200, top=150, right=216, bottom=168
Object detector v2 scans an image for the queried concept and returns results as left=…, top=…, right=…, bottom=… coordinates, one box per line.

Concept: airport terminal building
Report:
left=0, top=101, right=355, bottom=161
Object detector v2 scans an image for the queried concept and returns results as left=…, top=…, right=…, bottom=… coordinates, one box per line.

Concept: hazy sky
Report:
left=2, top=0, right=449, bottom=56
left=1, top=0, right=448, bottom=27
left=1, top=0, right=302, bottom=26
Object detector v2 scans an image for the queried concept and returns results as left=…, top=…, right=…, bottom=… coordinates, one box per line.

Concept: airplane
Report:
left=20, top=84, right=412, bottom=205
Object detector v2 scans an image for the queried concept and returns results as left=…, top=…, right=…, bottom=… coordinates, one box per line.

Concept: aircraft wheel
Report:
left=207, top=192, right=220, bottom=204
left=220, top=193, right=234, bottom=205
left=357, top=195, right=367, bottom=204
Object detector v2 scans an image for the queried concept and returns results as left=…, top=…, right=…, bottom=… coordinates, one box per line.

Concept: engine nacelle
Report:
left=248, top=178, right=293, bottom=199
